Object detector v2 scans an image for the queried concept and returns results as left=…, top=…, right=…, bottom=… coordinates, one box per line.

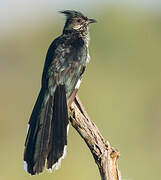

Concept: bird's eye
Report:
left=77, top=19, right=81, bottom=23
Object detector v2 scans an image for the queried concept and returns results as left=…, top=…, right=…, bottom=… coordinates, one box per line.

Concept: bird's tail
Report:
left=24, top=85, right=69, bottom=175
left=47, top=85, right=68, bottom=170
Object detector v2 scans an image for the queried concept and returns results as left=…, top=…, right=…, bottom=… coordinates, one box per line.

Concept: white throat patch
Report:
left=73, top=25, right=82, bottom=30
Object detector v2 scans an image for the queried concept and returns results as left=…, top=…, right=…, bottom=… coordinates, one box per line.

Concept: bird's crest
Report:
left=59, top=10, right=87, bottom=20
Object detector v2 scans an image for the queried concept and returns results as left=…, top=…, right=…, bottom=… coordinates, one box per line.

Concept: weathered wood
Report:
left=69, top=95, right=121, bottom=180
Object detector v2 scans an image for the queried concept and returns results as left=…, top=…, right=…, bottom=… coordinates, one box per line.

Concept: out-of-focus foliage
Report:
left=1, top=5, right=161, bottom=180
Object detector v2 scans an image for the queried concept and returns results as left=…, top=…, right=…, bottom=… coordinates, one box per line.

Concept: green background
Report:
left=1, top=2, right=161, bottom=180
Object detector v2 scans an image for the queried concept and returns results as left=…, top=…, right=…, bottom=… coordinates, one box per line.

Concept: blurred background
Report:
left=1, top=0, right=161, bottom=179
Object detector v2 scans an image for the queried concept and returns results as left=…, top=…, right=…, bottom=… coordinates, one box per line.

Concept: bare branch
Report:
left=69, top=95, right=121, bottom=180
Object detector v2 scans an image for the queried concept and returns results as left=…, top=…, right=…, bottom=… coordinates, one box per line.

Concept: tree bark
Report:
left=69, top=95, right=121, bottom=180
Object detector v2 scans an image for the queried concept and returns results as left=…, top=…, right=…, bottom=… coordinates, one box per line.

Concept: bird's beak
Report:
left=88, top=18, right=97, bottom=24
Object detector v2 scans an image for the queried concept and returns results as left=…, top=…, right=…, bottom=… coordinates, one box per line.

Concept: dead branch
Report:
left=69, top=95, right=121, bottom=180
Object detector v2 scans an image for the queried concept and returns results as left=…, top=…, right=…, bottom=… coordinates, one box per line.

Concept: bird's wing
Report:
left=45, top=35, right=87, bottom=98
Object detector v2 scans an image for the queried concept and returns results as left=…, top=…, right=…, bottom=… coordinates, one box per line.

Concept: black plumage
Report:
left=24, top=10, right=96, bottom=175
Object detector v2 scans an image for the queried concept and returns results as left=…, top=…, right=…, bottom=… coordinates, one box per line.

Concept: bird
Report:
left=24, top=10, right=96, bottom=175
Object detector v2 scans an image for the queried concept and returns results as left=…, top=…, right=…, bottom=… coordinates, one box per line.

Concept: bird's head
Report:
left=60, top=10, right=96, bottom=35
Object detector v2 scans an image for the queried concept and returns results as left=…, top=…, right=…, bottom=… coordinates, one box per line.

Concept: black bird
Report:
left=24, top=10, right=96, bottom=175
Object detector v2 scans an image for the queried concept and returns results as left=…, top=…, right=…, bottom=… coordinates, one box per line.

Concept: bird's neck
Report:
left=63, top=28, right=90, bottom=47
